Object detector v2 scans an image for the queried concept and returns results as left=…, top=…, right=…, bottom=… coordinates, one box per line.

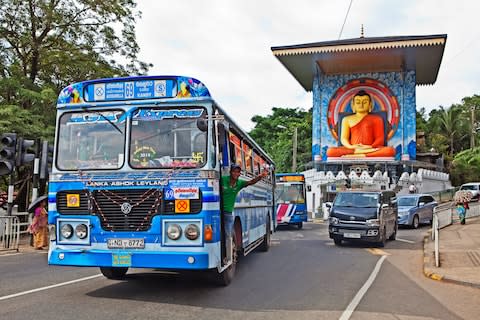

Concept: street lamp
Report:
left=277, top=125, right=298, bottom=172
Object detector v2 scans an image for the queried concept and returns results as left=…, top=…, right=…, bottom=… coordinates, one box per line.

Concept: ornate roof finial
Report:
left=360, top=24, right=364, bottom=38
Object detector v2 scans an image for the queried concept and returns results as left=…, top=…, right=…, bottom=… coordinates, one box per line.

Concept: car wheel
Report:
left=333, top=237, right=342, bottom=246
left=100, top=267, right=128, bottom=280
left=412, top=215, right=419, bottom=229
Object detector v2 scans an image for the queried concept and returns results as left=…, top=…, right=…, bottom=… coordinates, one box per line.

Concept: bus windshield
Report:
left=129, top=107, right=207, bottom=168
left=275, top=183, right=305, bottom=204
left=57, top=110, right=126, bottom=170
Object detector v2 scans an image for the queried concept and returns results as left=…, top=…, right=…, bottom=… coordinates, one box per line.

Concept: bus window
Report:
left=229, top=132, right=243, bottom=169
left=243, top=143, right=253, bottom=174
left=253, top=153, right=261, bottom=175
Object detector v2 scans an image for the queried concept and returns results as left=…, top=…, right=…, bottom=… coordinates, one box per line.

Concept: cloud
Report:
left=136, top=0, right=480, bottom=130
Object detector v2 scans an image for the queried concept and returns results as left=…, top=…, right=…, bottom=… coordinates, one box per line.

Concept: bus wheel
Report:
left=259, top=216, right=271, bottom=252
left=100, top=267, right=128, bottom=280
left=214, top=232, right=238, bottom=286
left=297, top=222, right=303, bottom=230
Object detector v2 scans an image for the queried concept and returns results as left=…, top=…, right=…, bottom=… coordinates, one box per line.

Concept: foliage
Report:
left=0, top=0, right=151, bottom=90
left=450, top=147, right=480, bottom=185
left=249, top=107, right=312, bottom=173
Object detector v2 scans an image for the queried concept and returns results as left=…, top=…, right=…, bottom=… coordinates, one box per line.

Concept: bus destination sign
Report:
left=85, top=79, right=176, bottom=102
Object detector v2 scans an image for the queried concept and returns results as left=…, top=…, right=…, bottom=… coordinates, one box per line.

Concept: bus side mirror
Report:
left=196, top=118, right=208, bottom=132
left=307, top=185, right=312, bottom=192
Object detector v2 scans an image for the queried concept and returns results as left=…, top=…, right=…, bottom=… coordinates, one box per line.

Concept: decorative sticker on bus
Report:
left=168, top=179, right=209, bottom=188
left=132, top=108, right=204, bottom=121
left=67, top=111, right=125, bottom=124
left=173, top=187, right=199, bottom=199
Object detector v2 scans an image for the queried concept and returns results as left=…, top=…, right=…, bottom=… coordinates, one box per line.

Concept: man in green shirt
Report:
left=221, top=163, right=268, bottom=237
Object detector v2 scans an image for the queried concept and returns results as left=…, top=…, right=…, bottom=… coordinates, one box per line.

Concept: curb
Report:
left=422, top=233, right=444, bottom=281
left=422, top=230, right=480, bottom=289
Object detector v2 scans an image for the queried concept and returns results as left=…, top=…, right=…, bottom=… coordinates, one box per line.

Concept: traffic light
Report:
left=40, top=140, right=54, bottom=179
left=0, top=133, right=17, bottom=175
left=16, top=137, right=35, bottom=167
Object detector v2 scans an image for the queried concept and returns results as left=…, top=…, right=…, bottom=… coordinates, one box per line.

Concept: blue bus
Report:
left=47, top=75, right=275, bottom=285
left=275, top=173, right=308, bottom=229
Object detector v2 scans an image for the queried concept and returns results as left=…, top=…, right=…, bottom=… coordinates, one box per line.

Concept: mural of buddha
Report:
left=326, top=90, right=395, bottom=158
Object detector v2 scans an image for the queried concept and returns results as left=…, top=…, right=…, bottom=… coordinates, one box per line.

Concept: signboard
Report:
left=85, top=79, right=176, bottom=102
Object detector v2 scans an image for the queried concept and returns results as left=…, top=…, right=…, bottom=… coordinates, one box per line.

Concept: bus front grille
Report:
left=92, top=189, right=161, bottom=231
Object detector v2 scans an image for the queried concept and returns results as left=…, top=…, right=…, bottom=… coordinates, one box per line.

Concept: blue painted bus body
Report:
left=47, top=76, right=275, bottom=281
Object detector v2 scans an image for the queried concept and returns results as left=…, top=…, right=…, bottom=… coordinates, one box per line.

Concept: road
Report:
left=1, top=222, right=479, bottom=320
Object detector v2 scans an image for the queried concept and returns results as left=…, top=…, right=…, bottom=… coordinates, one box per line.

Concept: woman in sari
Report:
left=29, top=200, right=49, bottom=249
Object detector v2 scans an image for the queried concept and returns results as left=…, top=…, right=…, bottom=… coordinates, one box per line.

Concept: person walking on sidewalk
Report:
left=28, top=199, right=49, bottom=249
left=454, top=190, right=470, bottom=225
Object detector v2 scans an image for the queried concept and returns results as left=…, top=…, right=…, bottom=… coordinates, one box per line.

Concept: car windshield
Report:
left=397, top=197, right=418, bottom=206
left=461, top=185, right=477, bottom=191
left=333, top=193, right=378, bottom=208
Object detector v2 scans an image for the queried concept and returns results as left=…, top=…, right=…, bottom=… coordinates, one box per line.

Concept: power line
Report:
left=338, top=0, right=354, bottom=40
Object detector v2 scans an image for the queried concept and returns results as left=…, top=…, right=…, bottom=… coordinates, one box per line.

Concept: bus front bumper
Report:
left=48, top=248, right=211, bottom=270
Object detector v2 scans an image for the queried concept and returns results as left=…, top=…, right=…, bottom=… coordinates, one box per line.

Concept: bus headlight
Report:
left=75, top=224, right=88, bottom=239
left=60, top=224, right=74, bottom=239
left=167, top=224, right=182, bottom=240
left=185, top=224, right=200, bottom=240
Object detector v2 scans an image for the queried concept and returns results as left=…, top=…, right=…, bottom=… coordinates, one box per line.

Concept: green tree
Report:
left=450, top=147, right=480, bottom=186
left=249, top=107, right=312, bottom=173
left=0, top=0, right=151, bottom=90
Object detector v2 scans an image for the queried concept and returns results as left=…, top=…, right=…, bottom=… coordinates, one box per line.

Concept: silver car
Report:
left=397, top=194, right=437, bottom=228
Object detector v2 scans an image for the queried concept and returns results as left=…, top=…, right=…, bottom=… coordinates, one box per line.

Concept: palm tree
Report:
left=437, top=106, right=468, bottom=156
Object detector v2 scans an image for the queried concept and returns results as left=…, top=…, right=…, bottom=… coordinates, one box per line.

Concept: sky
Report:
left=135, top=0, right=480, bottom=131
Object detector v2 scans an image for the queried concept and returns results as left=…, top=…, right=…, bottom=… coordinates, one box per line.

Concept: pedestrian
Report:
left=454, top=190, right=471, bottom=225
left=28, top=199, right=49, bottom=249
left=221, top=164, right=268, bottom=258
left=456, top=202, right=467, bottom=225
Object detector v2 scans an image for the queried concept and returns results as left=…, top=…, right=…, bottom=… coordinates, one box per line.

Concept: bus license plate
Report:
left=107, top=238, right=145, bottom=249
left=344, top=233, right=361, bottom=239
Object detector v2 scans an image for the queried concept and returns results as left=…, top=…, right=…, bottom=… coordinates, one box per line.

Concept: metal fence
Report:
left=432, top=201, right=480, bottom=267
left=0, top=216, right=20, bottom=253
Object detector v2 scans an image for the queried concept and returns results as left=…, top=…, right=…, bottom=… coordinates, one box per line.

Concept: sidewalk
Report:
left=423, top=216, right=480, bottom=288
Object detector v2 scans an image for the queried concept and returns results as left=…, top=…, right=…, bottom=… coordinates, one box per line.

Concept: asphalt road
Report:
left=1, top=222, right=479, bottom=320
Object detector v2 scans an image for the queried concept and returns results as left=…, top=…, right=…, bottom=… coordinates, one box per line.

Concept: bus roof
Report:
left=57, top=75, right=211, bottom=106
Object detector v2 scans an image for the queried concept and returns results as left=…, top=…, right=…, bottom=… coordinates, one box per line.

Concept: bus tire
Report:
left=214, top=232, right=238, bottom=286
left=100, top=267, right=128, bottom=280
left=259, top=216, right=271, bottom=252
left=297, top=222, right=303, bottom=229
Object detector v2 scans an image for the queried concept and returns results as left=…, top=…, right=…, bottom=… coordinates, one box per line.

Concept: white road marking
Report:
left=0, top=274, right=103, bottom=301
left=396, top=238, right=415, bottom=244
left=339, top=255, right=387, bottom=320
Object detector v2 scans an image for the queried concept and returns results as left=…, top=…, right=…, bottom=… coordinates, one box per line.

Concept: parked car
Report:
left=328, top=190, right=398, bottom=247
left=459, top=182, right=480, bottom=201
left=397, top=194, right=437, bottom=228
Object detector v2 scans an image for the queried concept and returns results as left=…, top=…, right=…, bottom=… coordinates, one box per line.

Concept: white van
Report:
left=459, top=182, right=480, bottom=201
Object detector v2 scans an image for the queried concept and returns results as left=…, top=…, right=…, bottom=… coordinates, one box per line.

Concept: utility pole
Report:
left=471, top=105, right=476, bottom=149
left=292, top=127, right=298, bottom=172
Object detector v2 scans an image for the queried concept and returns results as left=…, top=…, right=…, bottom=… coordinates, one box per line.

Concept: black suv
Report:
left=328, top=190, right=398, bottom=247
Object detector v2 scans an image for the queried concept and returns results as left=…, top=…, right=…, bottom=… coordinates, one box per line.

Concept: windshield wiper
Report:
left=81, top=107, right=123, bottom=134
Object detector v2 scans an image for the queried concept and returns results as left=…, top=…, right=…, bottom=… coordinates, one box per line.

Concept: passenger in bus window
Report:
left=221, top=163, right=268, bottom=242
